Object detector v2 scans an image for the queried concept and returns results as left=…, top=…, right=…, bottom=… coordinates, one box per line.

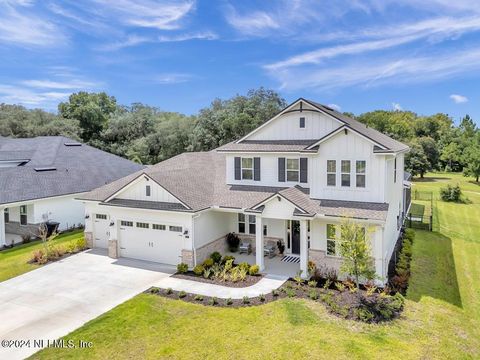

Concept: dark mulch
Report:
left=172, top=271, right=263, bottom=288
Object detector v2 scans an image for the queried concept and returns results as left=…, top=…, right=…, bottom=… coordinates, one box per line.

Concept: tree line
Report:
left=0, top=88, right=478, bottom=181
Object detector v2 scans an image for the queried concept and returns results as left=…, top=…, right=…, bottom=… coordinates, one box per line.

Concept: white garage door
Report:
left=119, top=221, right=183, bottom=265
left=93, top=214, right=109, bottom=248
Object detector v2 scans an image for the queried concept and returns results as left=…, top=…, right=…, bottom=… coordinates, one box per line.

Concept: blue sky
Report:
left=1, top=0, right=480, bottom=124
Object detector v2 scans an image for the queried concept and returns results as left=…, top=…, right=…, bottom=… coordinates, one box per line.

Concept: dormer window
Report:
left=146, top=185, right=151, bottom=197
left=299, top=117, right=305, bottom=128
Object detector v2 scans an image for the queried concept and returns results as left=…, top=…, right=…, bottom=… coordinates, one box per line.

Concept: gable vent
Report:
left=64, top=142, right=82, bottom=147
left=34, top=167, right=57, bottom=172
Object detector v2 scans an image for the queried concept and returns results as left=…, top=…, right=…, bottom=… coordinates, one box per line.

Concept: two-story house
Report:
left=79, top=99, right=410, bottom=284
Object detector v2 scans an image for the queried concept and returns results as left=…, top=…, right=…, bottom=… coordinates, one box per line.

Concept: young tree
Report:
left=463, top=145, right=480, bottom=182
left=338, top=218, right=376, bottom=296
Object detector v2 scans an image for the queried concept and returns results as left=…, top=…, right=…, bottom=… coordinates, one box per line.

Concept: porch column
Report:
left=255, top=215, right=264, bottom=271
left=300, top=219, right=308, bottom=278
left=0, top=207, right=5, bottom=248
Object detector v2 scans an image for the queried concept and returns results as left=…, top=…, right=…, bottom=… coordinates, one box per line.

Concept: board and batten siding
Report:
left=115, top=176, right=180, bottom=203
left=33, top=194, right=86, bottom=230
left=247, top=102, right=341, bottom=141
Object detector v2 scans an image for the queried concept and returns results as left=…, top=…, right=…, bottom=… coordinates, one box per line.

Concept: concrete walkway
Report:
left=0, top=249, right=175, bottom=360
left=153, top=274, right=287, bottom=299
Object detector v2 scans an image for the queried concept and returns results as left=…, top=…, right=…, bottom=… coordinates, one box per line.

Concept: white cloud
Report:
left=450, top=94, right=468, bottom=103
left=327, top=103, right=341, bottom=112
left=225, top=8, right=279, bottom=36
left=20, top=79, right=99, bottom=90
left=98, top=34, right=152, bottom=51
left=158, top=31, right=218, bottom=42
left=392, top=102, right=403, bottom=111
left=154, top=73, right=193, bottom=84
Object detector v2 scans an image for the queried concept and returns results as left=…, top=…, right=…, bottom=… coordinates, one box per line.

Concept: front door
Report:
left=291, top=220, right=300, bottom=255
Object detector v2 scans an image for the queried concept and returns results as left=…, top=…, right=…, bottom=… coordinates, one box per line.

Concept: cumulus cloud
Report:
left=450, top=94, right=468, bottom=103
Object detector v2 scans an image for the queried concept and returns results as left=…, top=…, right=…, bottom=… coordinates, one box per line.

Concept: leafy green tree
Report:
left=417, top=136, right=439, bottom=170
left=414, top=114, right=453, bottom=141
left=338, top=218, right=376, bottom=295
left=440, top=142, right=461, bottom=171
left=463, top=145, right=480, bottom=182
left=405, top=142, right=430, bottom=178
left=58, top=92, right=117, bottom=143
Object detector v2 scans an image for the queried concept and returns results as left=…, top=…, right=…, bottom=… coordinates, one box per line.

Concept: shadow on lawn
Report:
left=413, top=176, right=451, bottom=182
left=408, top=231, right=462, bottom=308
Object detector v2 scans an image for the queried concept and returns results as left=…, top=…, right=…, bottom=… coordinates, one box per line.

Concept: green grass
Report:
left=0, top=230, right=84, bottom=282
left=32, top=172, right=480, bottom=359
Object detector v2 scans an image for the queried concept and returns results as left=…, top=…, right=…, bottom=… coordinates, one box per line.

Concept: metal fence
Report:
left=407, top=190, right=434, bottom=231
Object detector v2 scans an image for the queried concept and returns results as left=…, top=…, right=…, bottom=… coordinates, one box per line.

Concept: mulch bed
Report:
left=172, top=271, right=263, bottom=288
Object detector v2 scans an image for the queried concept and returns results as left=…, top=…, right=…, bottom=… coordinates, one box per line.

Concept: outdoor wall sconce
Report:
left=85, top=214, right=90, bottom=219
left=277, top=196, right=281, bottom=201
left=109, top=221, right=115, bottom=227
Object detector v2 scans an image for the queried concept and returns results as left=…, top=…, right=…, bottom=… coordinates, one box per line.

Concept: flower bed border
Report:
left=172, top=271, right=264, bottom=288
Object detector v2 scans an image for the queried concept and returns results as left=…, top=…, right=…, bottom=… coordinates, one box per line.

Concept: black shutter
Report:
left=234, top=157, right=241, bottom=180
left=300, top=158, right=308, bottom=183
left=278, top=158, right=285, bottom=182
left=254, top=157, right=261, bottom=181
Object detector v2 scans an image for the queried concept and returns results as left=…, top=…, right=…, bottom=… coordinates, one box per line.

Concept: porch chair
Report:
left=264, top=244, right=276, bottom=258
left=239, top=241, right=251, bottom=255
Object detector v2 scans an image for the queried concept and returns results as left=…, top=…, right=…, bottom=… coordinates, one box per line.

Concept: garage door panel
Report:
left=119, top=223, right=183, bottom=265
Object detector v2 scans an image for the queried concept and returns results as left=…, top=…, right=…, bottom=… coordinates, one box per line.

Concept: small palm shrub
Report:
left=210, top=251, right=222, bottom=264
left=307, top=280, right=317, bottom=288
left=248, top=264, right=260, bottom=276
left=194, top=295, right=204, bottom=301
left=225, top=298, right=233, bottom=306
left=177, top=263, right=188, bottom=273
left=208, top=297, right=218, bottom=306
left=193, top=265, right=204, bottom=275
left=309, top=290, right=319, bottom=300
left=202, top=258, right=214, bottom=268
left=222, top=255, right=235, bottom=264
left=165, top=288, right=173, bottom=295
left=178, top=291, right=187, bottom=298
left=242, top=296, right=250, bottom=304
left=259, top=294, right=266, bottom=302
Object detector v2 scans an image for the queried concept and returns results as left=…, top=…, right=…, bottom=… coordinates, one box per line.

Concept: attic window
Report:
left=34, top=167, right=56, bottom=172
left=64, top=142, right=82, bottom=147
left=299, top=117, right=305, bottom=128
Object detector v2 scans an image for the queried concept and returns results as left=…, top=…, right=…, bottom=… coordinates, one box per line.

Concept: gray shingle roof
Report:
left=0, top=136, right=144, bottom=205
left=217, top=140, right=318, bottom=153
left=80, top=151, right=389, bottom=221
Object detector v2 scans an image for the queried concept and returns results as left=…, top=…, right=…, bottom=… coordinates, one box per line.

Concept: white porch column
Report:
left=0, top=207, right=5, bottom=248
left=300, top=219, right=308, bottom=278
left=255, top=215, right=264, bottom=271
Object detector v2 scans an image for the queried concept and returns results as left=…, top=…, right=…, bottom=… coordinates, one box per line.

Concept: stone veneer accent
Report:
left=309, top=249, right=343, bottom=274
left=5, top=221, right=40, bottom=239
left=108, top=239, right=119, bottom=259
left=181, top=249, right=194, bottom=267
left=84, top=231, right=93, bottom=248
left=195, top=235, right=228, bottom=264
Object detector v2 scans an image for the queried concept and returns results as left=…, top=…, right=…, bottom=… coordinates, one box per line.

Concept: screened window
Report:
left=356, top=160, right=366, bottom=188
left=241, top=158, right=253, bottom=180
left=299, top=117, right=305, bottom=128
left=153, top=224, right=166, bottom=230
left=95, top=214, right=107, bottom=220
left=326, top=224, right=337, bottom=256
left=238, top=213, right=246, bottom=233
left=286, top=158, right=300, bottom=182
left=4, top=208, right=9, bottom=223
left=136, top=222, right=149, bottom=229
left=120, top=220, right=133, bottom=227
left=20, top=205, right=28, bottom=225
left=146, top=185, right=151, bottom=197
left=169, top=226, right=183, bottom=232
left=249, top=215, right=256, bottom=234
left=327, top=160, right=336, bottom=186
left=341, top=160, right=351, bottom=187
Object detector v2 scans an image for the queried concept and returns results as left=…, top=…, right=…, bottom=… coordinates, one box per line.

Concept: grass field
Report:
left=32, top=173, right=480, bottom=359
left=0, top=230, right=84, bottom=282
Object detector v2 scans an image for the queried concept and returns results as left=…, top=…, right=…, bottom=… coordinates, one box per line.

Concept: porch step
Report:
left=281, top=255, right=300, bottom=264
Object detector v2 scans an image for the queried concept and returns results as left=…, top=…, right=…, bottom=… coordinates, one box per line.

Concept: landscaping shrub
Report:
left=226, top=233, right=240, bottom=252
left=238, top=262, right=250, bottom=272
left=202, top=258, right=214, bottom=268
left=150, top=288, right=159, bottom=294
left=177, top=263, right=188, bottom=273
left=178, top=291, right=187, bottom=298
left=194, top=295, right=204, bottom=302
left=210, top=251, right=222, bottom=264
left=165, top=288, right=173, bottom=295
left=208, top=297, right=218, bottom=306
left=225, top=298, right=233, bottom=305
left=335, top=282, right=346, bottom=292
left=309, top=289, right=319, bottom=300
left=31, top=249, right=47, bottom=264
left=248, top=264, right=260, bottom=276
left=440, top=184, right=462, bottom=202
left=390, top=230, right=416, bottom=294
left=276, top=240, right=285, bottom=255
left=193, top=265, right=205, bottom=275
left=203, top=267, right=213, bottom=279
left=222, top=255, right=235, bottom=264
left=285, top=287, right=296, bottom=298
left=259, top=294, right=266, bottom=302
left=307, top=280, right=317, bottom=288
left=272, top=289, right=279, bottom=297
left=242, top=296, right=250, bottom=304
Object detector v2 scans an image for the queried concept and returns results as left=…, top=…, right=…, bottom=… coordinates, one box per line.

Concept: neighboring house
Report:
left=0, top=136, right=144, bottom=247
left=79, top=99, right=411, bottom=284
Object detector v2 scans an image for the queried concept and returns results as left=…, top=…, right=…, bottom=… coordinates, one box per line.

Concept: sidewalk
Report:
left=152, top=274, right=287, bottom=299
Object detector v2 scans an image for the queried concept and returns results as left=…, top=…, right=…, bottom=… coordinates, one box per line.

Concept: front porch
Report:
left=225, top=251, right=301, bottom=278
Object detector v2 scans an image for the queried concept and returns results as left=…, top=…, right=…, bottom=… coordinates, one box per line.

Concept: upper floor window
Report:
left=146, top=185, right=151, bottom=197
left=341, top=160, right=351, bottom=187
left=238, top=213, right=257, bottom=234
left=356, top=160, right=366, bottom=188
left=327, top=160, right=336, bottom=186
left=241, top=158, right=253, bottom=180
left=20, top=205, right=28, bottom=225
left=394, top=158, right=397, bottom=183
left=4, top=208, right=9, bottom=223
left=286, top=159, right=300, bottom=182
left=299, top=117, right=305, bottom=128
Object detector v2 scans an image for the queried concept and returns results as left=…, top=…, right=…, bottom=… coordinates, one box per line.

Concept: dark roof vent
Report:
left=64, top=142, right=82, bottom=147
left=34, top=167, right=57, bottom=172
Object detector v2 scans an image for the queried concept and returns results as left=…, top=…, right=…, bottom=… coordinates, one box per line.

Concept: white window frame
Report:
left=327, top=160, right=336, bottom=187
left=20, top=205, right=28, bottom=225
left=326, top=224, right=338, bottom=257
left=286, top=158, right=300, bottom=182
left=299, top=117, right=306, bottom=129
left=341, top=160, right=351, bottom=187
left=146, top=185, right=151, bottom=197
left=241, top=157, right=254, bottom=180
left=153, top=224, right=166, bottom=230
left=95, top=214, right=107, bottom=220
left=4, top=208, right=9, bottom=223
left=356, top=160, right=366, bottom=188
left=238, top=213, right=246, bottom=233
left=248, top=215, right=256, bottom=234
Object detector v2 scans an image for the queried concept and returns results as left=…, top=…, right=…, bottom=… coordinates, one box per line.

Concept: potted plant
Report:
left=226, top=232, right=240, bottom=252
left=277, top=240, right=285, bottom=256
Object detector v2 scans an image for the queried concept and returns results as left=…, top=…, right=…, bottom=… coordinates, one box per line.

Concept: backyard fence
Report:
left=406, top=190, right=434, bottom=231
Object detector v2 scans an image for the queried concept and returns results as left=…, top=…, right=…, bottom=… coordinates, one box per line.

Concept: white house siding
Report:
left=193, top=210, right=234, bottom=248
left=115, top=176, right=180, bottom=203
left=310, top=130, right=386, bottom=203
left=247, top=102, right=340, bottom=141
left=32, top=194, right=86, bottom=230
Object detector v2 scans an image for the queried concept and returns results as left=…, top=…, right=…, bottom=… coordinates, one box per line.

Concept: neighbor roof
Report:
left=80, top=151, right=389, bottom=221
left=0, top=136, right=144, bottom=205
left=217, top=140, right=318, bottom=153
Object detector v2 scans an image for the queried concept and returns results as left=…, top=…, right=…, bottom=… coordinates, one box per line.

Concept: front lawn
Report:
left=31, top=173, right=480, bottom=359
left=0, top=230, right=84, bottom=282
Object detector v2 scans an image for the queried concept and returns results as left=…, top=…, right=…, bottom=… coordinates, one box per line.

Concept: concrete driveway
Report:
left=0, top=249, right=174, bottom=360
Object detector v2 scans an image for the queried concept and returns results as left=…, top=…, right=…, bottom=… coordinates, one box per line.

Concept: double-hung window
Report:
left=4, top=208, right=9, bottom=223
left=327, top=160, right=336, bottom=186
left=20, top=205, right=27, bottom=225
left=286, top=159, right=300, bottom=182
left=341, top=160, right=351, bottom=187
left=299, top=117, right=305, bottom=128
left=238, top=213, right=256, bottom=234
left=146, top=185, right=151, bottom=197
left=356, top=160, right=366, bottom=188
left=238, top=213, right=246, bottom=233
left=326, top=224, right=337, bottom=256
left=241, top=158, right=253, bottom=180
left=248, top=215, right=256, bottom=234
